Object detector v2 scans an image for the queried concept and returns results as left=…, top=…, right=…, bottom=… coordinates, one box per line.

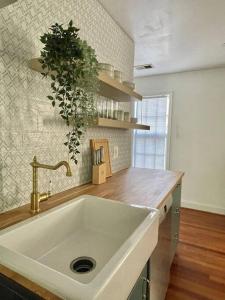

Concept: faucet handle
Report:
left=39, top=192, right=50, bottom=202
left=38, top=180, right=51, bottom=202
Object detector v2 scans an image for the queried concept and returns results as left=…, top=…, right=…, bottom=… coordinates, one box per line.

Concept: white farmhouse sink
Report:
left=0, top=195, right=159, bottom=300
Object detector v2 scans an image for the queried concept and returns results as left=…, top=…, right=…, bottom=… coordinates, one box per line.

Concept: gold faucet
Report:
left=30, top=156, right=72, bottom=214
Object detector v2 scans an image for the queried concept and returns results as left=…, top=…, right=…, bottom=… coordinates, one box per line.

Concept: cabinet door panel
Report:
left=128, top=263, right=148, bottom=300
left=150, top=206, right=172, bottom=300
left=171, top=183, right=182, bottom=262
left=0, top=273, right=42, bottom=300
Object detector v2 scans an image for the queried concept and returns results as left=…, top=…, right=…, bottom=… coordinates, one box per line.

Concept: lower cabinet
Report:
left=171, top=183, right=181, bottom=263
left=127, top=262, right=150, bottom=300
left=128, top=183, right=182, bottom=300
left=0, top=273, right=42, bottom=300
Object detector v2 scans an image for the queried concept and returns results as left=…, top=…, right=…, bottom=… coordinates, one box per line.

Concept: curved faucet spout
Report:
left=31, top=156, right=72, bottom=177
left=53, top=161, right=72, bottom=177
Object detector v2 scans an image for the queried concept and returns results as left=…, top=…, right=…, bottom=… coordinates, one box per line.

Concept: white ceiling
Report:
left=98, top=0, right=225, bottom=77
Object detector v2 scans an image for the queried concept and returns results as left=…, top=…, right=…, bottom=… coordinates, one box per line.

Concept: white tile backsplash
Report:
left=0, top=0, right=134, bottom=212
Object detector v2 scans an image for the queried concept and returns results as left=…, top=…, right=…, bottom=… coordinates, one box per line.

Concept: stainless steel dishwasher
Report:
left=150, top=194, right=173, bottom=300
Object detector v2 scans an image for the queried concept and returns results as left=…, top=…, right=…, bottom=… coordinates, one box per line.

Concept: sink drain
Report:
left=70, top=257, right=96, bottom=274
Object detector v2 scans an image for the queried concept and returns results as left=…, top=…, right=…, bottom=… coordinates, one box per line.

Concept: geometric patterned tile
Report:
left=0, top=0, right=134, bottom=212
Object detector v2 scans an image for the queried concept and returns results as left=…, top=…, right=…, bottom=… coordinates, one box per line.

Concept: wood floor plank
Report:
left=165, top=208, right=225, bottom=300
left=174, top=244, right=225, bottom=276
left=166, top=284, right=209, bottom=300
left=180, top=225, right=225, bottom=253
left=180, top=209, right=225, bottom=233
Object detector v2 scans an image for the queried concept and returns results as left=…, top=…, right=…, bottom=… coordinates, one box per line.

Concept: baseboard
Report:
left=181, top=200, right=225, bottom=215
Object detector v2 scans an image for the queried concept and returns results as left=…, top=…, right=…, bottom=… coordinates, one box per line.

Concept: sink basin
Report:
left=0, top=195, right=159, bottom=300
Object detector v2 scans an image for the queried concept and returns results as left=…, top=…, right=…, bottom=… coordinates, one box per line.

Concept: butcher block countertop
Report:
left=0, top=168, right=184, bottom=299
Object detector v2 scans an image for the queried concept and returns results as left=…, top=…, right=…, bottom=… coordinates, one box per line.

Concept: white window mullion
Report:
left=132, top=95, right=171, bottom=170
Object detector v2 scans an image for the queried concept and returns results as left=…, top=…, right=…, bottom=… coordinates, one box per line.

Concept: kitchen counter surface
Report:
left=0, top=167, right=184, bottom=299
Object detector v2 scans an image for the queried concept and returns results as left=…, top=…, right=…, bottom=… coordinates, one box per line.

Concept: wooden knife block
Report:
left=92, top=163, right=106, bottom=185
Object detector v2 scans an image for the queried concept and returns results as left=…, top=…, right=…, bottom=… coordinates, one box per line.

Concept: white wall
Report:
left=135, top=68, right=225, bottom=215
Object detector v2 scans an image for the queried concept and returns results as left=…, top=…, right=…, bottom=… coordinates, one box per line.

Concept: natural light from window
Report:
left=132, top=95, right=171, bottom=170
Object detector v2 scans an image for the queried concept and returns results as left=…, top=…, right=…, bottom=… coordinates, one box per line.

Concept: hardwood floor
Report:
left=165, top=208, right=225, bottom=300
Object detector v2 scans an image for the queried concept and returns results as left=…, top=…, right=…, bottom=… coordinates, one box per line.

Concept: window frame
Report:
left=131, top=93, right=173, bottom=170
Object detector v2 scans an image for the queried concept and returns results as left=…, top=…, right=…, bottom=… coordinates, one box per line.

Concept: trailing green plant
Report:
left=39, top=20, right=99, bottom=164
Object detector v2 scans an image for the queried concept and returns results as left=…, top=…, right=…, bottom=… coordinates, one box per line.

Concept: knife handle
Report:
left=100, top=146, right=104, bottom=163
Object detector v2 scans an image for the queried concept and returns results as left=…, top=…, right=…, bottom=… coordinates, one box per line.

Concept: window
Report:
left=132, top=95, right=171, bottom=170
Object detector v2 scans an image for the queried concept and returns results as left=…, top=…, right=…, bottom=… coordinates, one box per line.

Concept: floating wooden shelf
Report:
left=95, top=118, right=150, bottom=130
left=28, top=58, right=143, bottom=102
left=98, top=72, right=142, bottom=102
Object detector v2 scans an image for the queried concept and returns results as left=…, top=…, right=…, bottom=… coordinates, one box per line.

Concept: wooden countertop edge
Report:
left=156, top=172, right=184, bottom=209
left=0, top=170, right=184, bottom=230
left=0, top=168, right=184, bottom=299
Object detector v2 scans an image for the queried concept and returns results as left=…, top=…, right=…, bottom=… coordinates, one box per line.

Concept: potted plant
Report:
left=39, top=20, right=99, bottom=164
